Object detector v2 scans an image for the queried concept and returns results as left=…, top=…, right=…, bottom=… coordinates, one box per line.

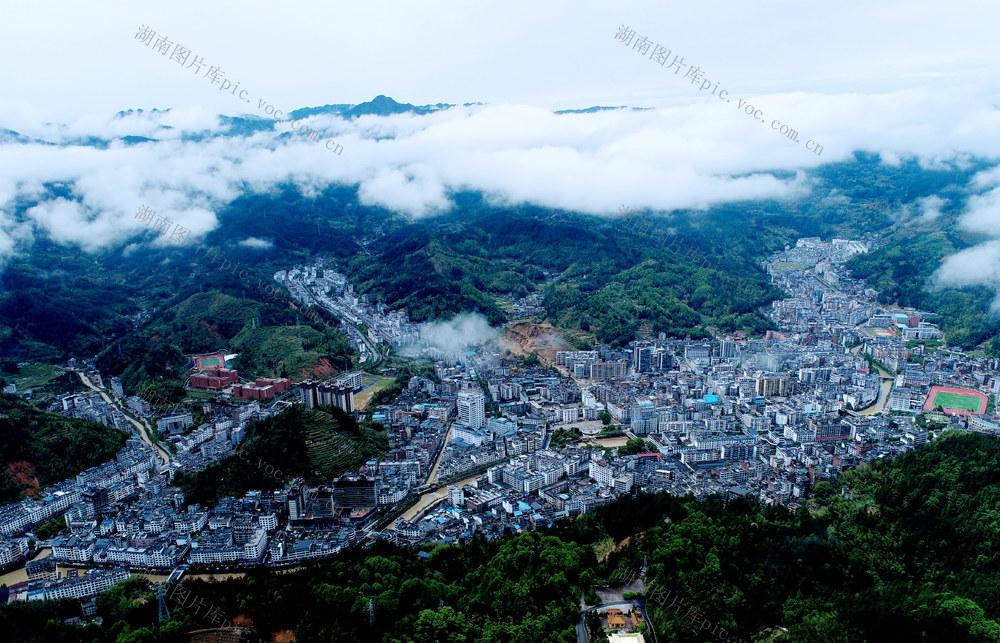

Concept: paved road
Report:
left=76, top=371, right=171, bottom=466
left=299, top=285, right=385, bottom=369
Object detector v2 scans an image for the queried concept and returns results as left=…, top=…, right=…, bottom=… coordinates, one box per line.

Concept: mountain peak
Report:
left=345, top=95, right=441, bottom=118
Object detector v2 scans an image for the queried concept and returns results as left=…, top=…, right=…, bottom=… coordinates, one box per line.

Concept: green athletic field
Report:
left=198, top=357, right=221, bottom=367
left=930, top=391, right=983, bottom=412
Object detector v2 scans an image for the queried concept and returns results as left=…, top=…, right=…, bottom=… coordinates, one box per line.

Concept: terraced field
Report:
left=305, top=423, right=386, bottom=478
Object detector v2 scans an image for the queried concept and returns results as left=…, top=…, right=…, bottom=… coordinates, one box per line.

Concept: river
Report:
left=850, top=345, right=895, bottom=415
left=0, top=548, right=51, bottom=587
left=75, top=370, right=172, bottom=466
left=389, top=472, right=484, bottom=529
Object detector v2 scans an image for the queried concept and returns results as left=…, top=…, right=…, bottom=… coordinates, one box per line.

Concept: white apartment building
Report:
left=243, top=528, right=268, bottom=561
left=51, top=534, right=96, bottom=563
left=44, top=568, right=131, bottom=601
left=174, top=512, right=209, bottom=533
left=452, top=423, right=489, bottom=447
left=0, top=537, right=29, bottom=566
left=589, top=460, right=616, bottom=487
left=457, top=390, right=486, bottom=429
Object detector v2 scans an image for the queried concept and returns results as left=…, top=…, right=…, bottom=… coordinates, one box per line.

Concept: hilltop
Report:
left=174, top=405, right=387, bottom=507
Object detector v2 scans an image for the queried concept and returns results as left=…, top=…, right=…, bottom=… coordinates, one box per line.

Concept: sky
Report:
left=2, top=0, right=1000, bottom=297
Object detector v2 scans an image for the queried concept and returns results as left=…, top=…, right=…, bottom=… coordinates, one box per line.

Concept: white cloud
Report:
left=238, top=237, right=273, bottom=249
left=916, top=195, right=947, bottom=221
left=932, top=180, right=1000, bottom=311
left=0, top=87, right=998, bottom=264
left=957, top=188, right=1000, bottom=237
left=400, top=312, right=498, bottom=356
left=935, top=239, right=1000, bottom=311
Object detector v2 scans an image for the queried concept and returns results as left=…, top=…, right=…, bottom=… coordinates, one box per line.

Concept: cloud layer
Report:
left=0, top=87, right=999, bottom=264
left=934, top=169, right=1000, bottom=311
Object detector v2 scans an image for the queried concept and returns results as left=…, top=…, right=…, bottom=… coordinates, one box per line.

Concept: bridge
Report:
left=164, top=565, right=187, bottom=584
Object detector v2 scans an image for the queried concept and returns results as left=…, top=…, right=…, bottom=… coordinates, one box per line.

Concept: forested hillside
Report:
left=2, top=153, right=998, bottom=370
left=93, top=288, right=354, bottom=404
left=847, top=230, right=1000, bottom=353
left=0, top=394, right=128, bottom=505
left=173, top=404, right=387, bottom=507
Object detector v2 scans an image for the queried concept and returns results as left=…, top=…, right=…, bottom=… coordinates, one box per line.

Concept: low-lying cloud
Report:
left=934, top=170, right=1000, bottom=311
left=238, top=237, right=274, bottom=249
left=399, top=312, right=498, bottom=357
left=0, top=89, right=999, bottom=265
left=916, top=195, right=947, bottom=221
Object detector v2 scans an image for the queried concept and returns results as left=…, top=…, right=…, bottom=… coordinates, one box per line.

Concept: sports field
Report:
left=923, top=386, right=987, bottom=415
left=194, top=353, right=227, bottom=369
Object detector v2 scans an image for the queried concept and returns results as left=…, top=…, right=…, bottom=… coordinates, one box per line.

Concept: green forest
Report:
left=8, top=430, right=1000, bottom=642
left=847, top=231, right=1000, bottom=354
left=0, top=394, right=128, bottom=505
left=91, top=289, right=354, bottom=406
left=3, top=153, right=998, bottom=372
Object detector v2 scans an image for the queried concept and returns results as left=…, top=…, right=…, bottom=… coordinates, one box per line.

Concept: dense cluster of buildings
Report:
left=56, top=392, right=132, bottom=432
left=276, top=260, right=422, bottom=350
left=385, top=238, right=1000, bottom=546
left=7, top=236, right=1000, bottom=609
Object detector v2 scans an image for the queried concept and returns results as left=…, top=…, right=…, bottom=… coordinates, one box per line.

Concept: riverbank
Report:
left=388, top=472, right=484, bottom=529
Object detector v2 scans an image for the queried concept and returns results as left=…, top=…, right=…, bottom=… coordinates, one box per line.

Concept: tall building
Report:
left=590, top=360, right=628, bottom=381
left=333, top=476, right=379, bottom=508
left=300, top=379, right=355, bottom=413
left=80, top=487, right=110, bottom=521
left=755, top=375, right=790, bottom=398
left=110, top=377, right=124, bottom=399
left=652, top=348, right=673, bottom=372
left=718, top=339, right=737, bottom=359
left=287, top=488, right=305, bottom=521
left=457, top=390, right=486, bottom=429
left=633, top=344, right=652, bottom=373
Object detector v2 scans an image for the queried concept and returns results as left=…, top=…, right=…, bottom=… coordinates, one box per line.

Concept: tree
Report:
left=618, top=438, right=649, bottom=456
left=599, top=411, right=612, bottom=426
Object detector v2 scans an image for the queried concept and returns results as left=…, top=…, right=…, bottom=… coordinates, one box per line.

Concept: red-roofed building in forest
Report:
left=233, top=377, right=293, bottom=400
left=189, top=367, right=239, bottom=390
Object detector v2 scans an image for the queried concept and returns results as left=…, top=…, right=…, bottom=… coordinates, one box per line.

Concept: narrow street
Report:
left=424, top=423, right=453, bottom=485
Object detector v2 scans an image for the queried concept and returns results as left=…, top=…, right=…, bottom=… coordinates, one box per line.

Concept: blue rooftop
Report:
left=705, top=394, right=719, bottom=404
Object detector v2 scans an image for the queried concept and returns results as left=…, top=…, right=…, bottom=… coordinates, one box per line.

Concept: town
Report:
left=2, top=236, right=998, bottom=615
